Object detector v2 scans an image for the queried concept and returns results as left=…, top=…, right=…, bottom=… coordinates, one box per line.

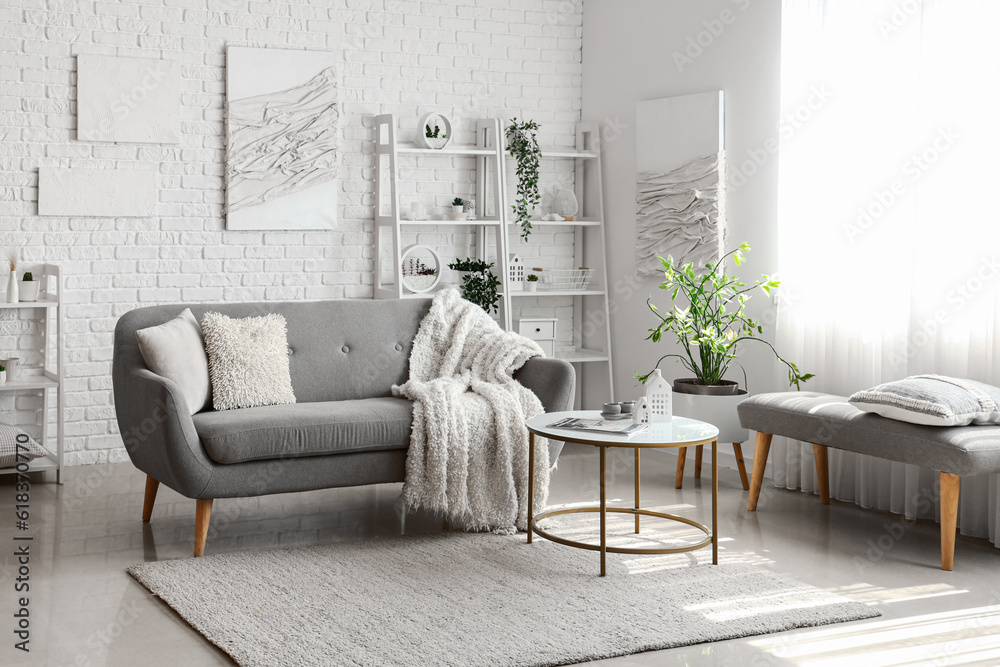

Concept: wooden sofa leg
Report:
left=675, top=447, right=687, bottom=488
left=142, top=476, right=159, bottom=522
left=940, top=472, right=960, bottom=571
left=694, top=445, right=703, bottom=479
left=733, top=443, right=750, bottom=490
left=813, top=444, right=830, bottom=505
left=194, top=499, right=213, bottom=558
left=747, top=432, right=773, bottom=510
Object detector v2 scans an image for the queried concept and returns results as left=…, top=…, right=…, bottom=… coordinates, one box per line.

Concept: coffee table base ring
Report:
left=531, top=506, right=712, bottom=555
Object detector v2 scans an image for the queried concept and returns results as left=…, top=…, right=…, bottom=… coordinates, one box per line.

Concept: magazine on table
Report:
left=547, top=417, right=649, bottom=437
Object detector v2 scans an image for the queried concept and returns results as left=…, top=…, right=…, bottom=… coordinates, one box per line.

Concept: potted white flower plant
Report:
left=636, top=243, right=813, bottom=487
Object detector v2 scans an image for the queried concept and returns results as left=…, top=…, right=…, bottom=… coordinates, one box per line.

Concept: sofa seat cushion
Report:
left=193, top=397, right=413, bottom=465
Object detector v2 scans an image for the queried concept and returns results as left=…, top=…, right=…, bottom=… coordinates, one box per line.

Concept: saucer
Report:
left=600, top=412, right=633, bottom=421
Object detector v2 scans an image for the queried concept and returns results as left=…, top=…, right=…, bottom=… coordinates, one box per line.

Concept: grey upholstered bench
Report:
left=738, top=392, right=1000, bottom=570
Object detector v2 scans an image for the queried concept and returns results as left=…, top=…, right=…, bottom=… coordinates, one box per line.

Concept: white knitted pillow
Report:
left=201, top=312, right=296, bottom=411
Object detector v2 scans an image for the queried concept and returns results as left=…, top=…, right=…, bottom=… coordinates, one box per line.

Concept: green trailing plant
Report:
left=452, top=197, right=465, bottom=207
left=21, top=272, right=32, bottom=281
left=636, top=242, right=813, bottom=390
left=448, top=257, right=501, bottom=314
left=505, top=118, right=541, bottom=240
left=526, top=274, right=539, bottom=282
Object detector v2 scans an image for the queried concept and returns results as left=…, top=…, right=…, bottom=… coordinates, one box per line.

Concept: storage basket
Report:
left=539, top=268, right=593, bottom=291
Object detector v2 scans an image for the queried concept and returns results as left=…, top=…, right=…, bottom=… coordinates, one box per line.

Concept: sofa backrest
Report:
left=114, top=298, right=433, bottom=405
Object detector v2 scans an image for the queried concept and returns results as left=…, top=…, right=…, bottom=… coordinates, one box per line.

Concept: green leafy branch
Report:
left=635, top=242, right=813, bottom=390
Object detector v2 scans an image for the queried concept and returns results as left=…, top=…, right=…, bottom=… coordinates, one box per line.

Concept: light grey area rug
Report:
left=128, top=533, right=878, bottom=667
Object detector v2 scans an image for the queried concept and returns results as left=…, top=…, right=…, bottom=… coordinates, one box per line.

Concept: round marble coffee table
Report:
left=526, top=410, right=720, bottom=576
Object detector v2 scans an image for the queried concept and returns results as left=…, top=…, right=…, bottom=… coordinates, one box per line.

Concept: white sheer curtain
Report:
left=776, top=0, right=1000, bottom=546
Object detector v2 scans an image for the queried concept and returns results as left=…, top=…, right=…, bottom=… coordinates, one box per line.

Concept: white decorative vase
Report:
left=671, top=390, right=749, bottom=443
left=524, top=281, right=538, bottom=292
left=19, top=280, right=38, bottom=302
left=6, top=270, right=17, bottom=303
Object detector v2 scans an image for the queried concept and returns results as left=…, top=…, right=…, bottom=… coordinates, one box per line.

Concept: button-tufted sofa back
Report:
left=114, top=298, right=433, bottom=406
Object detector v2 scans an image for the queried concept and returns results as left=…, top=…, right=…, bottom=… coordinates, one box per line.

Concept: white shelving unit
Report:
left=371, top=116, right=614, bottom=406
left=373, top=114, right=513, bottom=328
left=503, top=123, right=615, bottom=405
left=0, top=264, right=63, bottom=483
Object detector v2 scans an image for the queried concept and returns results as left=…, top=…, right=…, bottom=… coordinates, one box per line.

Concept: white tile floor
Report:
left=2, top=445, right=999, bottom=666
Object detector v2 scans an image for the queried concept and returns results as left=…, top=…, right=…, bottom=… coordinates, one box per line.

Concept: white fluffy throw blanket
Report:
left=392, top=289, right=550, bottom=534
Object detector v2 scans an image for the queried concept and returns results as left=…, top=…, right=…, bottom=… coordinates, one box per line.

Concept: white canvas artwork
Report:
left=634, top=91, right=726, bottom=277
left=77, top=55, right=180, bottom=144
left=225, top=47, right=340, bottom=231
left=37, top=167, right=157, bottom=217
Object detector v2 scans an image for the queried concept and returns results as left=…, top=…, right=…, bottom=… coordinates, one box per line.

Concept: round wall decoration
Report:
left=417, top=112, right=452, bottom=149
left=400, top=244, right=441, bottom=293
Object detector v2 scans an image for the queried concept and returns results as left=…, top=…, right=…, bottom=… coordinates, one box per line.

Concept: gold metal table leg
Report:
left=527, top=432, right=534, bottom=545
left=634, top=448, right=640, bottom=534
left=600, top=446, right=607, bottom=577
left=712, top=439, right=719, bottom=565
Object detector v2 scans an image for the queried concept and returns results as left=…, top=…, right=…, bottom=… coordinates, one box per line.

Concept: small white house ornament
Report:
left=645, top=369, right=672, bottom=423
left=508, top=253, right=524, bottom=291
left=633, top=397, right=649, bottom=424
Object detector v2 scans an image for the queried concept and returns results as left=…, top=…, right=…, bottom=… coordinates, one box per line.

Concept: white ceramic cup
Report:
left=4, top=357, right=19, bottom=379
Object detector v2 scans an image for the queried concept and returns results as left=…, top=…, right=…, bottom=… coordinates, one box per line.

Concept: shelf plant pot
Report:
left=19, top=281, right=39, bottom=302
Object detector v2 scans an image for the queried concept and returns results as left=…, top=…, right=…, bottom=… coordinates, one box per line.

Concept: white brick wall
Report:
left=0, top=0, right=584, bottom=466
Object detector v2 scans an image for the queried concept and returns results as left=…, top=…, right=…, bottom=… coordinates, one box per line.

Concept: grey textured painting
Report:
left=634, top=92, right=725, bottom=276
left=635, top=153, right=726, bottom=276
left=226, top=47, right=339, bottom=230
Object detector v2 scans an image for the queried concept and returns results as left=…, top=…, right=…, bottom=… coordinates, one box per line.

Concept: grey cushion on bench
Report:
left=738, top=392, right=1000, bottom=477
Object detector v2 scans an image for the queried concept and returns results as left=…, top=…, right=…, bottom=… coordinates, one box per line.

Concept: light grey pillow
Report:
left=135, top=308, right=212, bottom=414
left=0, top=424, right=46, bottom=468
left=201, top=312, right=296, bottom=411
left=849, top=375, right=1000, bottom=426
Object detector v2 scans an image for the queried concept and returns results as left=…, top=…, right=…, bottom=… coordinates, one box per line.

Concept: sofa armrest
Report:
left=515, top=357, right=575, bottom=413
left=115, top=368, right=215, bottom=498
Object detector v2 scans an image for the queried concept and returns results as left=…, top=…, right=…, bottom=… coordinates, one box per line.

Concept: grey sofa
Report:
left=113, top=298, right=575, bottom=556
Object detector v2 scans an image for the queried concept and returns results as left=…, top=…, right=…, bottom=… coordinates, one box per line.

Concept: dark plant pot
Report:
left=672, top=378, right=741, bottom=396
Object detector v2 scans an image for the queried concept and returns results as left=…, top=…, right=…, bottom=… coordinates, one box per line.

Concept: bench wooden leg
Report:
left=694, top=444, right=703, bottom=479
left=813, top=444, right=830, bottom=505
left=733, top=442, right=750, bottom=490
left=142, top=475, right=159, bottom=523
left=940, top=472, right=960, bottom=571
left=194, top=499, right=213, bottom=558
left=675, top=447, right=687, bottom=489
left=747, top=432, right=773, bottom=511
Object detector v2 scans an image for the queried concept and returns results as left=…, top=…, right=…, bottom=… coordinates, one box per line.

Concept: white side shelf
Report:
left=0, top=295, right=59, bottom=309
left=0, top=264, right=63, bottom=484
left=502, top=123, right=615, bottom=406
left=372, top=114, right=513, bottom=328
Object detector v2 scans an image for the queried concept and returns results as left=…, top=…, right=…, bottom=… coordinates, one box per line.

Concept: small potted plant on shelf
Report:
left=451, top=197, right=466, bottom=220
left=419, top=112, right=451, bottom=150
left=0, top=364, right=6, bottom=385
left=525, top=274, right=539, bottom=293
left=506, top=118, right=541, bottom=239
left=19, top=271, right=38, bottom=302
left=448, top=257, right=502, bottom=314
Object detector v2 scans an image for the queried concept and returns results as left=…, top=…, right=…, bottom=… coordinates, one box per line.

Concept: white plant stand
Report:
left=0, top=264, right=63, bottom=484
